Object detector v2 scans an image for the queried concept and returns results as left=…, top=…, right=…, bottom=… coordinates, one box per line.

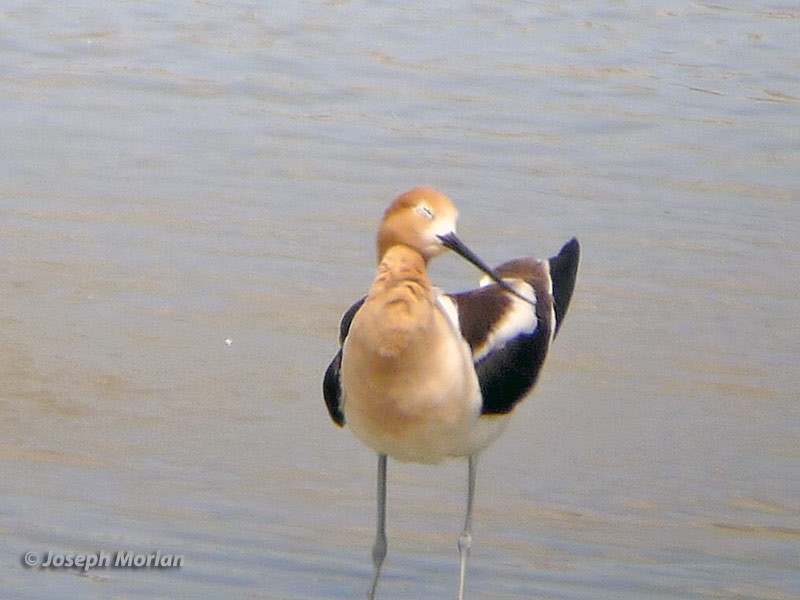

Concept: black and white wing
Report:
left=450, top=238, right=580, bottom=415
left=322, top=296, right=365, bottom=426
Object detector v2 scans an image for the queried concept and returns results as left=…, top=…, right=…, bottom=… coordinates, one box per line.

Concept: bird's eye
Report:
left=416, top=204, right=435, bottom=220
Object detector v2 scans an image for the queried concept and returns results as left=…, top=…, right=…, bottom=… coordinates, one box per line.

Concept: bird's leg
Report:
left=458, top=454, right=478, bottom=600
left=368, top=453, right=388, bottom=600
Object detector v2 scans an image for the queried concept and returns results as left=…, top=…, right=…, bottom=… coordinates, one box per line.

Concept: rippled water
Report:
left=2, top=1, right=799, bottom=598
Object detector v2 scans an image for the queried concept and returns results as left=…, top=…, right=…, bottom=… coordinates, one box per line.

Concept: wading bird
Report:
left=323, top=187, right=579, bottom=599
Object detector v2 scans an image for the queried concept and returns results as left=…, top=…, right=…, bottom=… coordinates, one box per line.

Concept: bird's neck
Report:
left=362, top=245, right=435, bottom=359
left=373, top=245, right=431, bottom=292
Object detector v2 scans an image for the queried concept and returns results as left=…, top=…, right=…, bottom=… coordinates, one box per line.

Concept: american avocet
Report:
left=323, top=187, right=579, bottom=599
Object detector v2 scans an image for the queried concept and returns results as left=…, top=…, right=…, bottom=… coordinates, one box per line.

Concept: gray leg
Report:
left=458, top=454, right=478, bottom=600
left=368, top=453, right=388, bottom=600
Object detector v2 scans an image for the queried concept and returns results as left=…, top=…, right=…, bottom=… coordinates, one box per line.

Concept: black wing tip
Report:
left=323, top=350, right=346, bottom=427
left=560, top=237, right=581, bottom=262
left=323, top=297, right=365, bottom=428
left=550, top=237, right=580, bottom=337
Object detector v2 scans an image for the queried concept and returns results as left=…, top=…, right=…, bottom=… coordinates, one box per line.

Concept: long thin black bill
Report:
left=437, top=232, right=535, bottom=306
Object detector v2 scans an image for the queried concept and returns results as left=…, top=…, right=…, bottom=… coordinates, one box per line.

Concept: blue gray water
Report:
left=2, top=1, right=798, bottom=598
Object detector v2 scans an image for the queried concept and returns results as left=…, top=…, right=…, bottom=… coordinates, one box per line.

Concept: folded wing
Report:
left=451, top=238, right=579, bottom=415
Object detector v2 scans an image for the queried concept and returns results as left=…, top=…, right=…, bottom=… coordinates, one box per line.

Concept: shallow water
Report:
left=2, top=1, right=799, bottom=598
